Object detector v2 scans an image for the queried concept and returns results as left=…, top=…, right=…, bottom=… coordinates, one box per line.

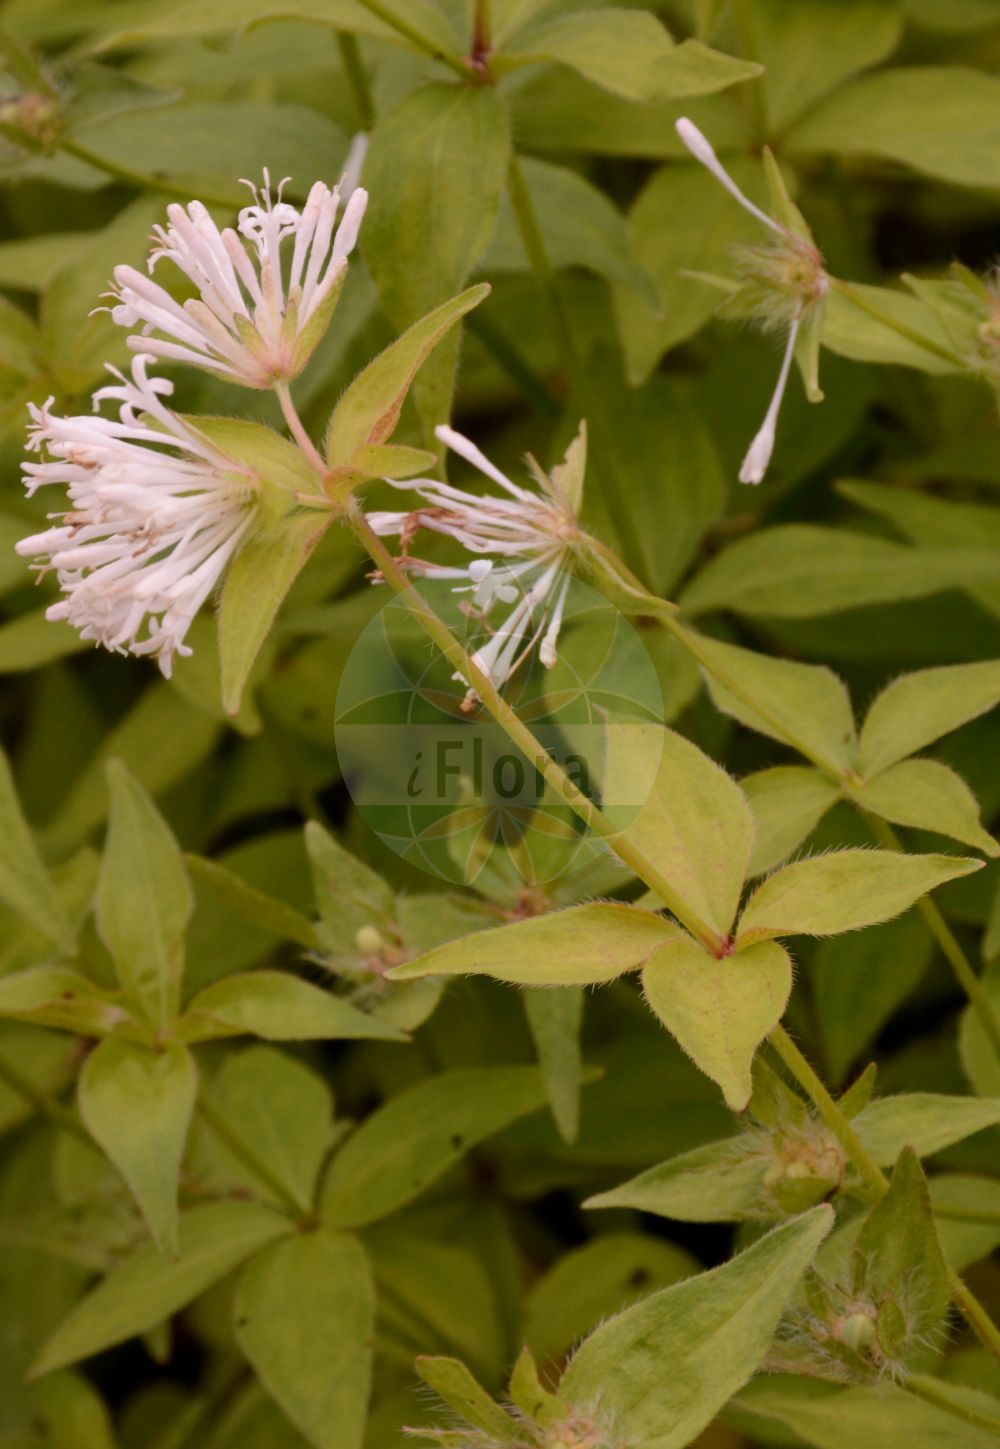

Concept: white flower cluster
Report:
left=369, top=425, right=581, bottom=702
left=18, top=165, right=367, bottom=674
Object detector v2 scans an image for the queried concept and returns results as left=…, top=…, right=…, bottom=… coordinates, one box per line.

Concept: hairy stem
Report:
left=275, top=381, right=330, bottom=478
left=908, top=1375, right=1000, bottom=1435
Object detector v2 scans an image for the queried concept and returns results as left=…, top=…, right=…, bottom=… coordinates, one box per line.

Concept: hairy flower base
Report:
left=369, top=426, right=581, bottom=704
left=17, top=356, right=257, bottom=676
left=108, top=168, right=367, bottom=388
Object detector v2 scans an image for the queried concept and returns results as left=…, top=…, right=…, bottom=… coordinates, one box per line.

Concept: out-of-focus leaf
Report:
left=0, top=745, right=72, bottom=950
left=33, top=1201, right=291, bottom=1374
left=235, top=1229, right=374, bottom=1449
left=78, top=1039, right=196, bottom=1258
left=523, top=987, right=584, bottom=1143
left=320, top=1066, right=549, bottom=1226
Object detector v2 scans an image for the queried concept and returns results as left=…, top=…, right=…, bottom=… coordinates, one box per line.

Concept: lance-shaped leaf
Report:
left=736, top=849, right=981, bottom=946
left=642, top=938, right=792, bottom=1110
left=0, top=746, right=73, bottom=950
left=854, top=1093, right=1000, bottom=1165
left=586, top=1137, right=765, bottom=1222
left=559, top=1206, right=832, bottom=1449
left=687, top=632, right=858, bottom=776
left=0, top=967, right=130, bottom=1037
left=858, top=660, right=1000, bottom=777
left=218, top=507, right=333, bottom=716
left=854, top=1148, right=950, bottom=1366
left=325, top=285, right=489, bottom=469
left=179, top=971, right=405, bottom=1043
left=415, top=1358, right=514, bottom=1439
left=497, top=12, right=761, bottom=100
left=849, top=759, right=998, bottom=857
left=743, top=767, right=841, bottom=876
left=96, top=761, right=193, bottom=1028
left=603, top=723, right=755, bottom=941
left=32, top=1201, right=291, bottom=1375
left=387, top=902, right=673, bottom=986
left=320, top=1066, right=550, bottom=1227
left=235, top=1229, right=374, bottom=1449
left=735, top=1377, right=1000, bottom=1449
left=78, top=1038, right=196, bottom=1258
left=524, top=988, right=584, bottom=1143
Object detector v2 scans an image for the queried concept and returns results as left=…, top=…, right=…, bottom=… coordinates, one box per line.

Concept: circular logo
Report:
left=334, top=574, right=664, bottom=888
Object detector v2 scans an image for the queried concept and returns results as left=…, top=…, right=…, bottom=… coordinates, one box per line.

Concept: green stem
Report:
left=908, top=1376, right=1000, bottom=1436
left=864, top=813, right=1000, bottom=1058
left=0, top=1050, right=89, bottom=1143
left=769, top=1023, right=1000, bottom=1364
left=195, top=1099, right=313, bottom=1225
left=828, top=276, right=963, bottom=368
left=337, top=32, right=375, bottom=130
left=349, top=0, right=471, bottom=78
left=932, top=1203, right=1000, bottom=1225
left=348, top=504, right=724, bottom=956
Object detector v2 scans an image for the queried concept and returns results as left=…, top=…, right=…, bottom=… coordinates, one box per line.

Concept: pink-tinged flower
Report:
left=17, top=355, right=258, bottom=676
left=676, top=117, right=828, bottom=485
left=107, top=169, right=368, bottom=389
left=368, top=425, right=582, bottom=704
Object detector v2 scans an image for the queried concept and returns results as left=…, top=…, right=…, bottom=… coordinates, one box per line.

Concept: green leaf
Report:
left=559, top=1207, right=832, bottom=1448
left=320, top=1066, right=549, bottom=1227
left=218, top=509, right=333, bottom=716
left=960, top=962, right=1000, bottom=1096
left=523, top=988, right=584, bottom=1143
left=850, top=758, right=998, bottom=856
left=642, top=938, right=792, bottom=1110
left=78, top=1039, right=196, bottom=1258
left=192, top=1046, right=333, bottom=1213
left=603, top=723, right=755, bottom=942
left=858, top=661, right=1000, bottom=776
left=305, top=821, right=396, bottom=941
left=27, top=1370, right=118, bottom=1449
left=614, top=156, right=769, bottom=383
left=180, top=971, right=405, bottom=1043
left=185, top=855, right=321, bottom=950
left=736, top=849, right=981, bottom=945
left=185, top=417, right=318, bottom=494
left=743, top=767, right=842, bottom=877
left=735, top=1377, right=1000, bottom=1449
left=32, top=1201, right=290, bottom=1375
left=585, top=1138, right=766, bottom=1223
left=525, top=1233, right=697, bottom=1364
left=235, top=1229, right=374, bottom=1449
left=680, top=525, right=996, bottom=619
left=930, top=1174, right=1000, bottom=1271
left=325, top=285, right=489, bottom=468
left=855, top=1148, right=950, bottom=1351
left=498, top=12, right=761, bottom=100
left=787, top=66, right=1000, bottom=190
left=854, top=1093, right=1000, bottom=1164
left=749, top=0, right=902, bottom=131
left=361, top=83, right=508, bottom=439
left=814, top=915, right=932, bottom=1083
left=0, top=967, right=129, bottom=1037
left=823, top=282, right=962, bottom=374
left=486, top=157, right=657, bottom=303
left=96, top=761, right=193, bottom=1028
left=95, top=0, right=460, bottom=56
left=688, top=632, right=858, bottom=775
left=386, top=902, right=673, bottom=985
left=0, top=746, right=72, bottom=950
left=414, top=1358, right=514, bottom=1439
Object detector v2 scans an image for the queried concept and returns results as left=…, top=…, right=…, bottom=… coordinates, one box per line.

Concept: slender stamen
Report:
left=739, top=316, right=802, bottom=485
left=675, top=118, right=784, bottom=236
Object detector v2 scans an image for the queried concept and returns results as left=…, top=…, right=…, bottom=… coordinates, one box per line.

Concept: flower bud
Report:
left=0, top=89, right=61, bottom=150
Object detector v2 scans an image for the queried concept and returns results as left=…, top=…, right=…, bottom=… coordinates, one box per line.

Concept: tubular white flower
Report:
left=17, top=355, right=259, bottom=676
left=676, top=116, right=828, bottom=487
left=107, top=168, right=368, bottom=389
left=368, top=424, right=580, bottom=702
